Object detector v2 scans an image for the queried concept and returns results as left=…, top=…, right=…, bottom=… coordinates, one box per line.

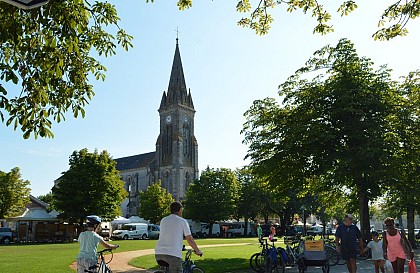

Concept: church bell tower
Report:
left=155, top=39, right=199, bottom=201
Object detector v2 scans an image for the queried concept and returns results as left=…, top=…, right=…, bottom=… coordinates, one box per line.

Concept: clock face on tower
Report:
left=166, top=115, right=172, bottom=123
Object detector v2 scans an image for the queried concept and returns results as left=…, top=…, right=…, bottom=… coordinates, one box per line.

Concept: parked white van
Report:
left=201, top=223, right=221, bottom=237
left=111, top=223, right=148, bottom=240
left=226, top=222, right=253, bottom=237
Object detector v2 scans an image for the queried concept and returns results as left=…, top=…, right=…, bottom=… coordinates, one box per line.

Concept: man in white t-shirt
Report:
left=155, top=201, right=202, bottom=273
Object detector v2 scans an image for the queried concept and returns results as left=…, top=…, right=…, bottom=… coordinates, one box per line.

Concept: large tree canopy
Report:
left=0, top=0, right=132, bottom=139
left=171, top=0, right=419, bottom=39
left=242, top=38, right=398, bottom=238
left=184, top=167, right=240, bottom=229
left=52, top=148, right=127, bottom=224
left=0, top=167, right=30, bottom=219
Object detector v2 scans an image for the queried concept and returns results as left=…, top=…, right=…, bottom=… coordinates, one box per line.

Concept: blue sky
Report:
left=1, top=1, right=419, bottom=197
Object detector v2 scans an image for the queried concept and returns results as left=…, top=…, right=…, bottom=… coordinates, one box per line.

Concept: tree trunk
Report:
left=244, top=216, right=249, bottom=236
left=407, top=205, right=416, bottom=249
left=356, top=176, right=371, bottom=243
left=209, top=221, right=213, bottom=237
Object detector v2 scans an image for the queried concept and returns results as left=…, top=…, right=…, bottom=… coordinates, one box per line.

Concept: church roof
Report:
left=159, top=39, right=194, bottom=111
left=115, top=152, right=156, bottom=171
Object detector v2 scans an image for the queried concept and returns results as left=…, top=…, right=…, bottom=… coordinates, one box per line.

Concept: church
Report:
left=115, top=39, right=199, bottom=217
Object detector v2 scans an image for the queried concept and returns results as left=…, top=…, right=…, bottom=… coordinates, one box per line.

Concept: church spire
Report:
left=160, top=39, right=194, bottom=110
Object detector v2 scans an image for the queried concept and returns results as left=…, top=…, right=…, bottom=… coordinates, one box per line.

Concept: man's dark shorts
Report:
left=341, top=247, right=357, bottom=260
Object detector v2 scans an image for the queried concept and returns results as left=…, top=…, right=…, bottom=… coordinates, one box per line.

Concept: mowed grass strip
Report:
left=0, top=237, right=262, bottom=273
left=130, top=244, right=259, bottom=273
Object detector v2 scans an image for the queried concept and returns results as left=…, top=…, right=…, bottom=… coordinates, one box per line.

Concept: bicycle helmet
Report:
left=86, top=215, right=102, bottom=225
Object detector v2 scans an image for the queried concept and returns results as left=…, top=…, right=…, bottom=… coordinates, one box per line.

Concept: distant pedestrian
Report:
left=269, top=223, right=276, bottom=241
left=335, top=214, right=364, bottom=273
left=361, top=231, right=385, bottom=273
left=257, top=223, right=263, bottom=241
left=382, top=217, right=414, bottom=273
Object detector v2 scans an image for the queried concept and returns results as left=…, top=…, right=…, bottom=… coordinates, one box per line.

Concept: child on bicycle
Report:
left=361, top=231, right=385, bottom=273
left=76, top=215, right=119, bottom=273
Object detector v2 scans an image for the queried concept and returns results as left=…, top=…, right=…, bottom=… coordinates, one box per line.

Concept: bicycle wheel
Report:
left=285, top=248, right=295, bottom=266
left=337, top=252, right=346, bottom=265
left=325, top=245, right=339, bottom=266
left=264, top=256, right=278, bottom=273
left=276, top=250, right=286, bottom=273
left=190, top=266, right=205, bottom=273
left=250, top=252, right=264, bottom=272
left=322, top=262, right=330, bottom=273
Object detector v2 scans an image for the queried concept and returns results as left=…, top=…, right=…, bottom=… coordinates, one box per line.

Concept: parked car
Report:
left=306, top=226, right=323, bottom=236
left=148, top=224, right=160, bottom=239
left=226, top=222, right=254, bottom=237
left=415, top=229, right=420, bottom=240
left=111, top=223, right=149, bottom=240
left=0, top=227, right=15, bottom=245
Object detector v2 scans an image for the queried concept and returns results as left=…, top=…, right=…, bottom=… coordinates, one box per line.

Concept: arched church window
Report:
left=165, top=124, right=172, bottom=156
left=127, top=176, right=132, bottom=193
left=182, top=125, right=190, bottom=156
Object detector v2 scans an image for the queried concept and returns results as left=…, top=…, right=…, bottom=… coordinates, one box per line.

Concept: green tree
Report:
left=171, top=0, right=419, bottom=39
left=138, top=180, right=174, bottom=224
left=243, top=38, right=396, bottom=238
left=184, top=167, right=240, bottom=236
left=383, top=70, right=420, bottom=247
left=235, top=167, right=267, bottom=235
left=37, top=191, right=57, bottom=212
left=52, top=148, right=127, bottom=225
left=0, top=0, right=133, bottom=139
left=0, top=167, right=30, bottom=219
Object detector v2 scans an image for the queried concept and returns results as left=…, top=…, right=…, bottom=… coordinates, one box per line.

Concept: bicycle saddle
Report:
left=157, top=260, right=170, bottom=267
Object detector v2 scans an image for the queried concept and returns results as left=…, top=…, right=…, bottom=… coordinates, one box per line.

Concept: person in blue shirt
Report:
left=76, top=215, right=119, bottom=273
left=335, top=214, right=364, bottom=273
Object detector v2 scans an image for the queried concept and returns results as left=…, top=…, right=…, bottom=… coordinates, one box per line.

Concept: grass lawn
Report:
left=131, top=243, right=259, bottom=272
left=0, top=237, right=267, bottom=273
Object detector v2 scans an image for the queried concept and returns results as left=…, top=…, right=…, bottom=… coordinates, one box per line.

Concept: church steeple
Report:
left=156, top=38, right=199, bottom=201
left=159, top=39, right=194, bottom=110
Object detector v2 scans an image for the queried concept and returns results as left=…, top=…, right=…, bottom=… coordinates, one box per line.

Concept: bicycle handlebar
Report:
left=97, top=245, right=119, bottom=255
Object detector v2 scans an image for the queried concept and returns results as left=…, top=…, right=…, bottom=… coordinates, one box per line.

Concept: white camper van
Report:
left=111, top=223, right=148, bottom=240
left=200, top=223, right=221, bottom=237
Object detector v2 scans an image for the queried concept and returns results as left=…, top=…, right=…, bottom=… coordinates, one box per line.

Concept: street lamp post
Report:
left=301, top=205, right=306, bottom=236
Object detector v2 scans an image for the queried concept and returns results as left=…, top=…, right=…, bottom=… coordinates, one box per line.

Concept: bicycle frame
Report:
left=85, top=248, right=114, bottom=273
left=155, top=248, right=204, bottom=273
left=283, top=237, right=301, bottom=266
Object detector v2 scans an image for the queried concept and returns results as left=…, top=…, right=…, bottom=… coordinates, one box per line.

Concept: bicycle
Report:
left=323, top=238, right=370, bottom=266
left=323, top=238, right=340, bottom=266
left=155, top=248, right=204, bottom=273
left=250, top=238, right=285, bottom=273
left=282, top=236, right=302, bottom=266
left=84, top=247, right=118, bottom=273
